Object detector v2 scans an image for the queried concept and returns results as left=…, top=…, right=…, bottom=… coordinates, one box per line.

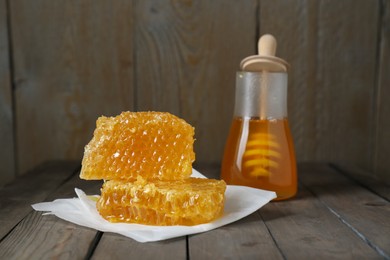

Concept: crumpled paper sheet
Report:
left=32, top=169, right=276, bottom=242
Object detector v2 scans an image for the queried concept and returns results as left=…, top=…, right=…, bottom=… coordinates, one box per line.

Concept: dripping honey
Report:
left=221, top=117, right=297, bottom=200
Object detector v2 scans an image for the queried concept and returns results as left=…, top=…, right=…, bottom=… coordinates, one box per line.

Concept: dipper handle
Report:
left=240, top=34, right=288, bottom=72
left=258, top=34, right=277, bottom=56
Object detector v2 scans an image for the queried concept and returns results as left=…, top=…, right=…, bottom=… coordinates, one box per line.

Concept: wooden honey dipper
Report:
left=239, top=34, right=287, bottom=178
left=240, top=34, right=288, bottom=72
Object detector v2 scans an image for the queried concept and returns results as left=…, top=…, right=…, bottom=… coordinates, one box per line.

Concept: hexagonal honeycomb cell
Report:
left=97, top=177, right=226, bottom=226
left=80, top=111, right=195, bottom=181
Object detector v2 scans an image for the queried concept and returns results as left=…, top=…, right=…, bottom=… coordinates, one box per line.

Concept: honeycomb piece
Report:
left=97, top=178, right=227, bottom=226
left=80, top=112, right=195, bottom=181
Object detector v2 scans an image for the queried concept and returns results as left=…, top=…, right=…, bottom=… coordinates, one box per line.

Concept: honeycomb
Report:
left=97, top=177, right=226, bottom=226
left=80, top=111, right=195, bottom=181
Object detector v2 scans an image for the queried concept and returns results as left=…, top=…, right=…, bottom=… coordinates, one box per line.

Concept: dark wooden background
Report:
left=0, top=0, right=389, bottom=186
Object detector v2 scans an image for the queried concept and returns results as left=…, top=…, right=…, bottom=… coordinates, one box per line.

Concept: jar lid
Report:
left=240, top=34, right=289, bottom=72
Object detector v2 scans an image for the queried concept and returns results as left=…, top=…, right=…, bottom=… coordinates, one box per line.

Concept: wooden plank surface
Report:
left=0, top=161, right=79, bottom=239
left=189, top=213, right=283, bottom=259
left=10, top=0, right=135, bottom=175
left=0, top=0, right=15, bottom=185
left=0, top=0, right=389, bottom=187
left=0, top=212, right=97, bottom=260
left=332, top=163, right=390, bottom=201
left=313, top=0, right=379, bottom=166
left=299, top=163, right=390, bottom=258
left=0, top=161, right=79, bottom=200
left=2, top=0, right=389, bottom=186
left=0, top=171, right=101, bottom=260
left=91, top=234, right=186, bottom=260
left=260, top=0, right=379, bottom=167
left=259, top=185, right=380, bottom=259
left=0, top=162, right=388, bottom=259
left=374, top=0, right=390, bottom=184
left=183, top=164, right=380, bottom=259
left=135, top=0, right=257, bottom=165
left=1, top=164, right=186, bottom=260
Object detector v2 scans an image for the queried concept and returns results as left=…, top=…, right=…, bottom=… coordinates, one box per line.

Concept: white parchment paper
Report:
left=32, top=169, right=276, bottom=242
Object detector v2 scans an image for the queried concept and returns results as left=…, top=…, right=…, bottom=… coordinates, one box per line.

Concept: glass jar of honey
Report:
left=221, top=35, right=297, bottom=200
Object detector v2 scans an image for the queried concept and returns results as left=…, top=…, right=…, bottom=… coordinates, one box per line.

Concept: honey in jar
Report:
left=221, top=35, right=297, bottom=200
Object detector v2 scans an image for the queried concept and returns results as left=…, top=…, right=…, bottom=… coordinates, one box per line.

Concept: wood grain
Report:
left=259, top=0, right=319, bottom=162
left=0, top=161, right=79, bottom=239
left=299, top=163, right=390, bottom=258
left=0, top=0, right=15, bottom=185
left=0, top=161, right=79, bottom=200
left=259, top=185, right=380, bottom=259
left=0, top=162, right=388, bottom=259
left=135, top=0, right=257, bottom=164
left=92, top=234, right=186, bottom=260
left=189, top=213, right=283, bottom=259
left=1, top=0, right=390, bottom=185
left=0, top=168, right=101, bottom=259
left=374, top=0, right=390, bottom=184
left=313, top=1, right=379, bottom=166
left=332, top=163, right=390, bottom=200
left=0, top=211, right=97, bottom=260
left=10, top=0, right=135, bottom=175
left=260, top=0, right=379, bottom=167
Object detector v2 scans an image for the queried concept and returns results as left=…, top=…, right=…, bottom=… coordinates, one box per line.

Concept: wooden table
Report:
left=0, top=161, right=389, bottom=259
